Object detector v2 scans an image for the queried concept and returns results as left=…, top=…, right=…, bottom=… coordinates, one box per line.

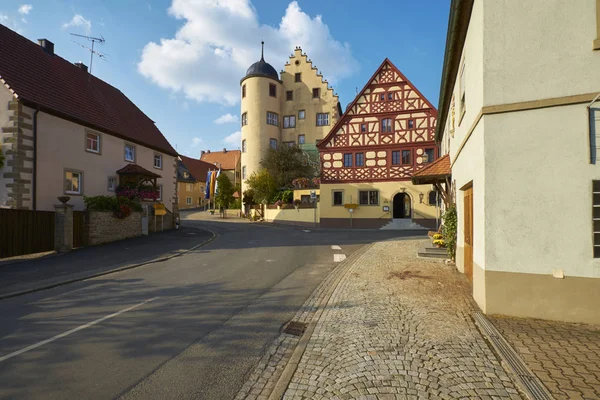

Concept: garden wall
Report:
left=264, top=204, right=320, bottom=227
left=86, top=211, right=142, bottom=245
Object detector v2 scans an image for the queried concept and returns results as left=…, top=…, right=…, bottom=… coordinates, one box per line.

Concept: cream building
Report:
left=437, top=0, right=600, bottom=323
left=240, top=43, right=341, bottom=196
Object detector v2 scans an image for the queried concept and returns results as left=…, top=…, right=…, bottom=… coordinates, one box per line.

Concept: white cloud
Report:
left=18, top=4, right=32, bottom=15
left=138, top=0, right=357, bottom=106
left=62, top=14, right=92, bottom=34
left=214, top=113, right=239, bottom=124
left=191, top=137, right=203, bottom=147
left=223, top=131, right=241, bottom=146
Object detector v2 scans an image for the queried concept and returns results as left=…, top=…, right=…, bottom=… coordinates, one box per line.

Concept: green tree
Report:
left=215, top=173, right=235, bottom=211
left=261, top=144, right=313, bottom=188
left=245, top=169, right=277, bottom=204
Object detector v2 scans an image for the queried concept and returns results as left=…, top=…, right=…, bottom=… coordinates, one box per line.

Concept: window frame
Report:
left=298, top=134, right=305, bottom=145
left=157, top=184, right=162, bottom=201
left=242, top=139, right=246, bottom=153
left=295, top=73, right=301, bottom=82
left=332, top=190, right=344, bottom=206
left=391, top=150, right=401, bottom=166
left=283, top=115, right=296, bottom=129
left=187, top=183, right=193, bottom=192
left=459, top=61, right=466, bottom=124
left=242, top=84, right=246, bottom=98
left=316, top=113, right=329, bottom=127
left=241, top=112, right=248, bottom=126
left=387, top=92, right=393, bottom=101
left=64, top=169, right=83, bottom=196
left=186, top=197, right=192, bottom=205
left=124, top=143, right=136, bottom=162
left=312, top=88, right=320, bottom=99
left=298, top=110, right=306, bottom=120
left=380, top=93, right=385, bottom=101
left=85, top=130, right=101, bottom=154
left=343, top=153, right=353, bottom=168
left=107, top=176, right=117, bottom=192
left=402, top=149, right=412, bottom=165
left=355, top=152, right=365, bottom=167
left=286, top=90, right=293, bottom=101
left=270, top=138, right=278, bottom=150
left=359, top=190, right=379, bottom=206
left=593, top=180, right=600, bottom=257
left=381, top=118, right=393, bottom=133
left=242, top=166, right=247, bottom=180
left=266, top=111, right=279, bottom=126
left=361, top=123, right=367, bottom=133
left=269, top=83, right=276, bottom=98
left=408, top=119, right=414, bottom=129
left=154, top=153, right=163, bottom=170
left=424, top=148, right=435, bottom=164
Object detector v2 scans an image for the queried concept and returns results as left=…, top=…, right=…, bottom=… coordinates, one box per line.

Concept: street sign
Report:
left=344, top=203, right=358, bottom=209
left=154, top=203, right=167, bottom=216
left=310, top=190, right=316, bottom=200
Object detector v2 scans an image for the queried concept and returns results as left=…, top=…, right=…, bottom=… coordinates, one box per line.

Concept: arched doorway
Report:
left=393, top=192, right=412, bottom=219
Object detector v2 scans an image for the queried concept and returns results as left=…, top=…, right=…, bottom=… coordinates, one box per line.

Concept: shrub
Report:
left=442, top=204, right=457, bottom=260
left=84, top=195, right=141, bottom=218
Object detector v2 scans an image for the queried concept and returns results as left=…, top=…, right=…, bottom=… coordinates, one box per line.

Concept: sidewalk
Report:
left=0, top=225, right=214, bottom=298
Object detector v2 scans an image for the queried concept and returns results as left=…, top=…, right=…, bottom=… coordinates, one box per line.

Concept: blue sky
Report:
left=0, top=0, right=450, bottom=158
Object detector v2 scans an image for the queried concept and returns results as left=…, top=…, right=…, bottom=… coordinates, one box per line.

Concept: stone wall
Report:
left=86, top=211, right=142, bottom=245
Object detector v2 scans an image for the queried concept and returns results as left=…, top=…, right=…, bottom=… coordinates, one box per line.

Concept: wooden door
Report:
left=463, top=186, right=474, bottom=283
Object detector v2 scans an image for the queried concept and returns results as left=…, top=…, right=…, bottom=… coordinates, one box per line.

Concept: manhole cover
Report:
left=284, top=321, right=307, bottom=336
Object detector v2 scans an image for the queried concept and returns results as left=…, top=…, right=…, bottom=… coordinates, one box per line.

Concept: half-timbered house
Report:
left=318, top=59, right=439, bottom=229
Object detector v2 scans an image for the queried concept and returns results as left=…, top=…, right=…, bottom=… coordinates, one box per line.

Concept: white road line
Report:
left=331, top=245, right=342, bottom=250
left=0, top=297, right=158, bottom=363
left=333, top=254, right=346, bottom=263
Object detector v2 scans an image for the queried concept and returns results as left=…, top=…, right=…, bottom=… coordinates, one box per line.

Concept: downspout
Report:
left=588, top=93, right=600, bottom=164
left=32, top=107, right=40, bottom=210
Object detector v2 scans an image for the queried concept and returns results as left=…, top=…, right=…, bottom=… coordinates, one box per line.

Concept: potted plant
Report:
left=433, top=239, right=446, bottom=248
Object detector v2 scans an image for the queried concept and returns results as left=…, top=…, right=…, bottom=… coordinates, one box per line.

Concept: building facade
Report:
left=318, top=59, right=439, bottom=229
left=0, top=26, right=177, bottom=212
left=200, top=149, right=241, bottom=190
left=240, top=44, right=341, bottom=196
left=436, top=0, right=600, bottom=323
left=177, top=156, right=212, bottom=210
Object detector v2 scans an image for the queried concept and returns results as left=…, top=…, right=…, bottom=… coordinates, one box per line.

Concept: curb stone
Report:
left=0, top=228, right=217, bottom=301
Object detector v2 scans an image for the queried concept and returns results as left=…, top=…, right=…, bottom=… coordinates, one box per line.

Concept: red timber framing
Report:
left=318, top=59, right=438, bottom=184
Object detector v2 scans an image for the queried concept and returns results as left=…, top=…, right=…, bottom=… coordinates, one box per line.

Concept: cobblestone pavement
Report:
left=281, top=238, right=523, bottom=400
left=490, top=316, right=600, bottom=400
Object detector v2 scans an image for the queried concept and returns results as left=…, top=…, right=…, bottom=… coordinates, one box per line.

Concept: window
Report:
left=242, top=139, right=246, bottom=153
left=424, top=148, right=435, bottom=163
left=355, top=153, right=364, bottom=167
left=157, top=184, right=162, bottom=201
left=408, top=119, right=414, bottom=129
left=267, top=111, right=279, bottom=126
left=359, top=190, right=379, bottom=205
left=125, top=144, right=135, bottom=162
left=333, top=190, right=343, bottom=206
left=459, top=62, right=466, bottom=122
left=593, top=181, right=600, bottom=257
left=107, top=176, right=117, bottom=192
left=283, top=115, right=296, bottom=128
left=402, top=149, right=411, bottom=165
left=284, top=141, right=295, bottom=147
left=343, top=153, right=352, bottom=167
left=301, top=195, right=310, bottom=203
left=388, top=92, right=393, bottom=101
left=380, top=94, right=385, bottom=101
left=154, top=154, right=162, bottom=169
left=286, top=90, right=293, bottom=101
left=86, top=131, right=100, bottom=153
left=392, top=151, right=401, bottom=165
left=242, top=84, right=246, bottom=98
left=295, top=73, right=301, bottom=82
left=312, top=88, right=320, bottom=98
left=316, top=113, right=329, bottom=126
left=298, top=110, right=306, bottom=119
left=241, top=112, right=247, bottom=126
left=270, top=138, right=277, bottom=149
left=269, top=83, right=276, bottom=97
left=64, top=170, right=82, bottom=195
left=242, top=166, right=247, bottom=180
left=429, top=190, right=440, bottom=206
left=186, top=197, right=192, bottom=205
left=298, top=134, right=305, bottom=144
left=381, top=118, right=393, bottom=133
left=187, top=183, right=193, bottom=192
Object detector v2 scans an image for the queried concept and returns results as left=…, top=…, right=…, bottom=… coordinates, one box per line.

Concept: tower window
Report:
left=284, top=115, right=296, bottom=128
left=312, top=88, right=320, bottom=98
left=295, top=73, right=301, bottom=82
left=267, top=111, right=279, bottom=126
left=241, top=112, right=247, bottom=126
left=242, top=84, right=246, bottom=98
left=298, top=110, right=306, bottom=119
left=269, top=83, right=276, bottom=97
left=242, top=166, right=246, bottom=180
left=242, top=139, right=246, bottom=153
left=286, top=90, right=293, bottom=101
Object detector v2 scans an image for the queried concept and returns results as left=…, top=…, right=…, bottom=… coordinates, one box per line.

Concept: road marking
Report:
left=331, top=245, right=342, bottom=250
left=333, top=254, right=346, bottom=263
left=302, top=230, right=311, bottom=233
left=0, top=297, right=158, bottom=363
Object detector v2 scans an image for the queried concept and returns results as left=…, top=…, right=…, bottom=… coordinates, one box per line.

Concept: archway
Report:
left=392, top=192, right=412, bottom=219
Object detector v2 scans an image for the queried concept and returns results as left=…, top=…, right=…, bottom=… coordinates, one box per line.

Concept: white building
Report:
left=436, top=0, right=600, bottom=324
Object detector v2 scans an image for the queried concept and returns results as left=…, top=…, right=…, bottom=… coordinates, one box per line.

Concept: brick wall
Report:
left=86, top=211, right=142, bottom=245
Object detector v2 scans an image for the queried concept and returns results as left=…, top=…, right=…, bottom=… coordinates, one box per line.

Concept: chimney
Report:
left=38, top=39, right=54, bottom=55
left=201, top=150, right=205, bottom=155
left=223, top=148, right=227, bottom=153
left=206, top=150, right=211, bottom=154
left=74, top=62, right=88, bottom=72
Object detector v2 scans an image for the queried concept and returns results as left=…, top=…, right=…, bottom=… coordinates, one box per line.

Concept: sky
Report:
left=0, top=0, right=451, bottom=158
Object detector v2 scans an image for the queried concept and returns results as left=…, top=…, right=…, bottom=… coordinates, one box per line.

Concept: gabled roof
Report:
left=116, top=163, right=162, bottom=178
left=411, top=155, right=451, bottom=185
left=317, top=58, right=437, bottom=150
left=200, top=150, right=241, bottom=170
left=0, top=24, right=177, bottom=156
left=179, top=155, right=213, bottom=182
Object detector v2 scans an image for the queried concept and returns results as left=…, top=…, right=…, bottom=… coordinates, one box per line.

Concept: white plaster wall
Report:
left=0, top=84, right=14, bottom=207
left=36, top=112, right=176, bottom=211
left=483, top=0, right=600, bottom=105
left=485, top=105, right=600, bottom=279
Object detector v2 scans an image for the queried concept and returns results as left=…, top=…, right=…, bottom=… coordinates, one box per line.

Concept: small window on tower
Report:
left=312, top=88, right=320, bottom=98
left=242, top=84, right=246, bottom=98
left=295, top=73, right=301, bottom=82
left=269, top=83, right=276, bottom=97
left=286, top=91, right=293, bottom=101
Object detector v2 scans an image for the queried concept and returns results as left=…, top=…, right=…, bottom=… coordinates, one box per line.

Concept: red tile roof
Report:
left=116, top=163, right=162, bottom=178
left=412, top=154, right=451, bottom=184
left=180, top=155, right=213, bottom=182
left=200, top=150, right=241, bottom=171
left=0, top=24, right=177, bottom=156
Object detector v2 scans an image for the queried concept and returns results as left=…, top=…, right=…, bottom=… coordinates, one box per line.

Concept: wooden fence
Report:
left=0, top=209, right=55, bottom=258
left=73, top=211, right=86, bottom=248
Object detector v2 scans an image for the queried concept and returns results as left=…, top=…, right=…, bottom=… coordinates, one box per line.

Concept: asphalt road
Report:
left=0, top=217, right=425, bottom=400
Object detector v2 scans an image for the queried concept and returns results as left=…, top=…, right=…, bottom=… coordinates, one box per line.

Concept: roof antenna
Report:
left=70, top=33, right=107, bottom=75
left=261, top=41, right=265, bottom=61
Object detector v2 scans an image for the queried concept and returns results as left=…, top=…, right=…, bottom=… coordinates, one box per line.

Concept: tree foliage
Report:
left=245, top=168, right=277, bottom=204
left=215, top=173, right=235, bottom=209
left=442, top=204, right=457, bottom=261
left=261, top=145, right=312, bottom=188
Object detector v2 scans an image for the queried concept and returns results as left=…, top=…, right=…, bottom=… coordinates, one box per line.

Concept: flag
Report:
left=205, top=171, right=212, bottom=199
left=214, top=169, right=221, bottom=195
left=210, top=170, right=217, bottom=198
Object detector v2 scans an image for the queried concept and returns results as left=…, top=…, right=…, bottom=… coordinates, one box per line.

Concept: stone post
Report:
left=172, top=201, right=179, bottom=229
left=54, top=200, right=74, bottom=252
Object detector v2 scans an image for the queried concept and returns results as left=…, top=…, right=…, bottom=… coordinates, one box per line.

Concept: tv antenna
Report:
left=70, top=33, right=107, bottom=74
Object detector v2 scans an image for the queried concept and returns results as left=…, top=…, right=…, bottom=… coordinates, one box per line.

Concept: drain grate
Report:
left=284, top=321, right=307, bottom=336
left=474, top=312, right=553, bottom=400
